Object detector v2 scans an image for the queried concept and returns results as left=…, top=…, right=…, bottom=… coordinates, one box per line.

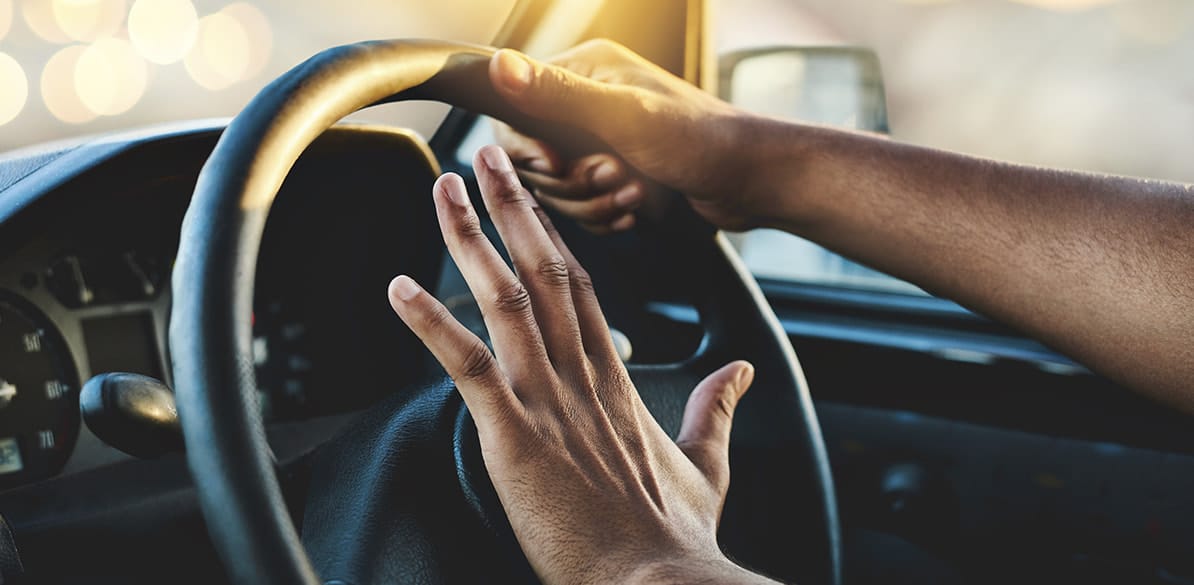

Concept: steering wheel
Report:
left=169, top=40, right=840, bottom=585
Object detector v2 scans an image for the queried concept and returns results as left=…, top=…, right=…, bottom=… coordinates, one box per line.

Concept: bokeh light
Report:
left=76, top=38, right=147, bottom=116
left=41, top=45, right=97, bottom=124
left=220, top=2, right=271, bottom=79
left=53, top=0, right=127, bottom=42
left=128, top=0, right=198, bottom=64
left=0, top=52, right=28, bottom=126
left=184, top=12, right=249, bottom=90
left=0, top=0, right=12, bottom=43
left=23, top=0, right=70, bottom=43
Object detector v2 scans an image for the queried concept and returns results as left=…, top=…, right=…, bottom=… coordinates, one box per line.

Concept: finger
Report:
left=473, top=145, right=587, bottom=371
left=433, top=172, right=553, bottom=384
left=387, top=275, right=520, bottom=431
left=577, top=213, right=636, bottom=235
left=676, top=361, right=755, bottom=492
left=492, top=120, right=564, bottom=175
left=548, top=38, right=660, bottom=83
left=530, top=205, right=619, bottom=360
left=516, top=154, right=629, bottom=201
left=533, top=182, right=645, bottom=225
left=489, top=49, right=632, bottom=132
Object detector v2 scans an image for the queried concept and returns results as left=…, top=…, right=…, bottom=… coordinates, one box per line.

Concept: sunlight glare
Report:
left=128, top=0, right=198, bottom=64
left=76, top=37, right=147, bottom=116
left=0, top=52, right=28, bottom=126
left=42, top=45, right=97, bottom=124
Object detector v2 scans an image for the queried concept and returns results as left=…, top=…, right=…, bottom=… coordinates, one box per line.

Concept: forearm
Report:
left=738, top=114, right=1194, bottom=409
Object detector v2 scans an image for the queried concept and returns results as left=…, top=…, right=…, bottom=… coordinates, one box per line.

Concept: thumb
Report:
left=676, top=361, right=754, bottom=491
left=489, top=49, right=627, bottom=130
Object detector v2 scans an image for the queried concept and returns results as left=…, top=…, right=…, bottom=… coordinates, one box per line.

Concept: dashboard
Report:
left=0, top=123, right=445, bottom=490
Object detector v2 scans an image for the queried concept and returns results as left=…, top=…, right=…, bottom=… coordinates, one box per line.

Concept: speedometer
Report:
left=0, top=293, right=80, bottom=489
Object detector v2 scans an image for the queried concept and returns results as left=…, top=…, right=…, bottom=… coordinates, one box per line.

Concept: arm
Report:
left=747, top=118, right=1194, bottom=411
left=488, top=42, right=1194, bottom=411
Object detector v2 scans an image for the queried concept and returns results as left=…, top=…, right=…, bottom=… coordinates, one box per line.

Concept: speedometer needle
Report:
left=0, top=379, right=16, bottom=408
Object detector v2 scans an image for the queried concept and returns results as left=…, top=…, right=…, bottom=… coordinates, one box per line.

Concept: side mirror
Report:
left=719, top=46, right=890, bottom=134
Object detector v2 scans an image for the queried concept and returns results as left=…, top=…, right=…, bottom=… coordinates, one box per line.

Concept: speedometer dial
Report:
left=0, top=293, right=80, bottom=488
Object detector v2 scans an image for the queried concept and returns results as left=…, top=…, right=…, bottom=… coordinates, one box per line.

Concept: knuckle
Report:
left=495, top=175, right=531, bottom=205
left=482, top=399, right=527, bottom=436
left=491, top=279, right=533, bottom=316
left=569, top=267, right=597, bottom=298
left=583, top=38, right=620, bottom=55
left=457, top=341, right=497, bottom=382
left=419, top=303, right=455, bottom=331
left=453, top=211, right=487, bottom=241
left=534, top=256, right=571, bottom=289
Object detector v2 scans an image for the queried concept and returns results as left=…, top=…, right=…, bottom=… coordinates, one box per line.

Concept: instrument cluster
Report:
left=0, top=183, right=322, bottom=488
left=0, top=126, right=443, bottom=491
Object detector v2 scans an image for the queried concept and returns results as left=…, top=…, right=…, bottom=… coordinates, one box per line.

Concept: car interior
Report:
left=1, top=1, right=1192, bottom=584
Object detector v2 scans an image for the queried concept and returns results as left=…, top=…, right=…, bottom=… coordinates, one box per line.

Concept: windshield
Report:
left=0, top=0, right=517, bottom=153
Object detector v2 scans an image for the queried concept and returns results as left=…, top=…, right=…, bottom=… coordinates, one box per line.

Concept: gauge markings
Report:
left=0, top=294, right=81, bottom=487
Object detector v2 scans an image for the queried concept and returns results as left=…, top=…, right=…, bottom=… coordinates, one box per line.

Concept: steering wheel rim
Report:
left=169, top=39, right=840, bottom=585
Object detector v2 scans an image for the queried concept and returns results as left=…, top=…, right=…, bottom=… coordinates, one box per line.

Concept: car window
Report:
left=0, top=0, right=517, bottom=153
left=717, top=0, right=1194, bottom=295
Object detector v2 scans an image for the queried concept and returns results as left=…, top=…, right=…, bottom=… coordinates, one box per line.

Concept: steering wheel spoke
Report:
left=300, top=379, right=533, bottom=584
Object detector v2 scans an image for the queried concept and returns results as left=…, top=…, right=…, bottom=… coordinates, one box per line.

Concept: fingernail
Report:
left=613, top=184, right=644, bottom=208
left=391, top=275, right=421, bottom=301
left=589, top=161, right=618, bottom=187
left=736, top=362, right=755, bottom=390
left=480, top=146, right=515, bottom=173
left=438, top=175, right=470, bottom=207
left=494, top=50, right=532, bottom=92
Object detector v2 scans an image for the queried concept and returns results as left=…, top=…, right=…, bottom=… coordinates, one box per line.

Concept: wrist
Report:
left=732, top=112, right=820, bottom=231
left=623, top=553, right=780, bottom=585
left=729, top=111, right=871, bottom=235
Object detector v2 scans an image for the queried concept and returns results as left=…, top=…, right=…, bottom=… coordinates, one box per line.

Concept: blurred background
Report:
left=719, top=0, right=1194, bottom=293
left=1, top=0, right=1189, bottom=181
left=717, top=0, right=1194, bottom=184
left=0, top=0, right=517, bottom=151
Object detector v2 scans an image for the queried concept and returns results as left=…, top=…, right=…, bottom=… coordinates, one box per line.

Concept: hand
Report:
left=488, top=40, right=765, bottom=233
left=387, top=145, right=775, bottom=584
